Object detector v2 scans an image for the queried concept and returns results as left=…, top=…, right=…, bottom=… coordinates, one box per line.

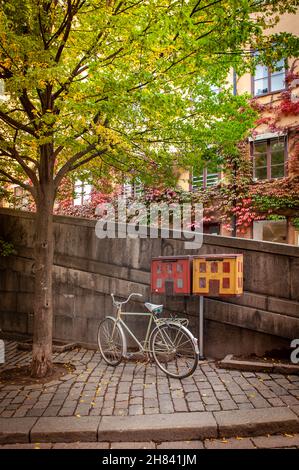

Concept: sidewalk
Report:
left=1, top=341, right=299, bottom=444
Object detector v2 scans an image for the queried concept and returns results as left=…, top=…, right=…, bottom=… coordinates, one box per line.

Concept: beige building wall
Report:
left=236, top=11, right=299, bottom=133
left=183, top=11, right=299, bottom=244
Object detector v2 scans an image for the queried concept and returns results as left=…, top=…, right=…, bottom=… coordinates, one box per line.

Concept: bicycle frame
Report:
left=115, top=306, right=156, bottom=353
left=114, top=305, right=192, bottom=356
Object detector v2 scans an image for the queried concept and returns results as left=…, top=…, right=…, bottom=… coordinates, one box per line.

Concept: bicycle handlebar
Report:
left=111, top=292, right=142, bottom=307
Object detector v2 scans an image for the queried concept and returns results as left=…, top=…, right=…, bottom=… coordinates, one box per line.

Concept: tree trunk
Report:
left=31, top=189, right=55, bottom=378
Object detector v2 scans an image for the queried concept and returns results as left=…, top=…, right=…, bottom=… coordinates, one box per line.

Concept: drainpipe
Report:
left=233, top=69, right=237, bottom=96
left=231, top=161, right=237, bottom=237
left=231, top=70, right=238, bottom=236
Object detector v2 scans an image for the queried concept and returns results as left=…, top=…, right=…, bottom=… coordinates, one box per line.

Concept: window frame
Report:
left=0, top=79, right=5, bottom=96
left=250, top=137, right=288, bottom=181
left=191, top=167, right=221, bottom=191
left=251, top=58, right=287, bottom=97
left=73, top=180, right=92, bottom=206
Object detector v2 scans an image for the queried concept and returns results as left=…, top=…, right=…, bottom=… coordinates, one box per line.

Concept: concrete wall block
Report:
left=205, top=299, right=299, bottom=339
left=5, top=257, right=34, bottom=276
left=53, top=315, right=74, bottom=342
left=290, top=258, right=299, bottom=301
left=73, top=289, right=105, bottom=320
left=267, top=297, right=299, bottom=319
left=86, top=317, right=100, bottom=344
left=0, top=270, right=19, bottom=292
left=54, top=291, right=76, bottom=318
left=53, top=265, right=69, bottom=285
left=243, top=252, right=290, bottom=298
left=120, top=238, right=141, bottom=269
left=223, top=291, right=268, bottom=311
left=93, top=272, right=111, bottom=294
left=71, top=317, right=87, bottom=342
left=204, top=320, right=290, bottom=359
left=19, top=273, right=34, bottom=293
left=108, top=277, right=150, bottom=300
left=27, top=313, right=34, bottom=334
left=0, top=292, right=17, bottom=312
left=17, top=292, right=34, bottom=314
left=0, top=311, right=28, bottom=334
left=138, top=238, right=162, bottom=271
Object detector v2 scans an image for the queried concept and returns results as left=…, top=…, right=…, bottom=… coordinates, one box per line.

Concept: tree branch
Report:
left=19, top=90, right=39, bottom=128
left=0, top=136, right=39, bottom=186
left=54, top=142, right=98, bottom=188
left=0, top=168, right=36, bottom=197
left=69, top=148, right=108, bottom=172
left=113, top=0, right=143, bottom=15
left=190, top=0, right=223, bottom=16
left=54, top=0, right=73, bottom=63
left=0, top=110, right=37, bottom=137
left=190, top=0, right=202, bottom=17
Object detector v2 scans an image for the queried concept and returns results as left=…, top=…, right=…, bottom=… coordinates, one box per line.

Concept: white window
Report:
left=122, top=180, right=143, bottom=197
left=0, top=80, right=5, bottom=96
left=192, top=168, right=220, bottom=190
left=73, top=180, right=92, bottom=206
left=253, top=58, right=286, bottom=96
left=12, top=185, right=29, bottom=209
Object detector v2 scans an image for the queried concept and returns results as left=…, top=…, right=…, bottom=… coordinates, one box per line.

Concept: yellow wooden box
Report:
left=193, top=254, right=243, bottom=296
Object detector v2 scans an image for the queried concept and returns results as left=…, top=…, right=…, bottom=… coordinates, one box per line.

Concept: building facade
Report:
left=188, top=11, right=299, bottom=245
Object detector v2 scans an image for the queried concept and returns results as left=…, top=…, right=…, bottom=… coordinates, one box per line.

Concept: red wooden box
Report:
left=151, top=256, right=192, bottom=295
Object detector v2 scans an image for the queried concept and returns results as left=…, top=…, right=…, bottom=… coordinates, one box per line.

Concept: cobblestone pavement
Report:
left=1, top=434, right=299, bottom=449
left=1, top=341, right=299, bottom=419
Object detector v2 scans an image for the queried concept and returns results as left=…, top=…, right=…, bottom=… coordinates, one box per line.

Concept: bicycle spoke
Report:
left=152, top=324, right=198, bottom=379
left=98, top=318, right=124, bottom=366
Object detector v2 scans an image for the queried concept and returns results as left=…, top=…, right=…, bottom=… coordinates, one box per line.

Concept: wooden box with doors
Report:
left=192, top=254, right=243, bottom=296
left=151, top=256, right=192, bottom=295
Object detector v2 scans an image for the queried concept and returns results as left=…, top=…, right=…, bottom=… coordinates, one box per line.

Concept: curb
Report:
left=1, top=408, right=299, bottom=444
left=219, top=355, right=299, bottom=375
left=97, top=412, right=217, bottom=442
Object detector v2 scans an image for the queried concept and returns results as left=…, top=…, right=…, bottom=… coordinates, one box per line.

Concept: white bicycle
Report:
left=97, top=292, right=199, bottom=379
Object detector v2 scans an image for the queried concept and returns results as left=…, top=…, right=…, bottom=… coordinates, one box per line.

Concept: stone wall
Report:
left=0, top=208, right=299, bottom=358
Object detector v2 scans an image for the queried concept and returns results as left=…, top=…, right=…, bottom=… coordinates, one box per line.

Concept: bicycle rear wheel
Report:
left=98, top=317, right=124, bottom=366
left=151, top=323, right=199, bottom=379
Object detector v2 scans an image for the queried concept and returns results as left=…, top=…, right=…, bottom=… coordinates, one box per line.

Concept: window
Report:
left=0, top=80, right=5, bottom=96
left=122, top=180, right=143, bottom=197
left=253, top=58, right=286, bottom=96
left=253, top=220, right=287, bottom=244
left=73, top=180, right=92, bottom=206
left=192, top=167, right=220, bottom=190
left=252, top=137, right=287, bottom=180
left=12, top=186, right=29, bottom=209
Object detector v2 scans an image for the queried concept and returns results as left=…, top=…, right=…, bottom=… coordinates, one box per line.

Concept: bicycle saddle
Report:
left=144, top=302, right=163, bottom=314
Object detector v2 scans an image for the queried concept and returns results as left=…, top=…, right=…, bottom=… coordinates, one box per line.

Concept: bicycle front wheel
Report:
left=151, top=323, right=199, bottom=379
left=98, top=317, right=124, bottom=366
